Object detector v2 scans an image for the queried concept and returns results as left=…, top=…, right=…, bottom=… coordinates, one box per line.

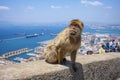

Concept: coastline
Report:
left=0, top=24, right=120, bottom=65
left=0, top=32, right=120, bottom=65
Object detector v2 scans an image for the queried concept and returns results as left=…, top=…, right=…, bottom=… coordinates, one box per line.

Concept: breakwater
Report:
left=2, top=48, right=29, bottom=58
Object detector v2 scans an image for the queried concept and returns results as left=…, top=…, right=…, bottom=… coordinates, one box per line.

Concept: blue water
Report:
left=0, top=25, right=65, bottom=54
left=0, top=24, right=120, bottom=62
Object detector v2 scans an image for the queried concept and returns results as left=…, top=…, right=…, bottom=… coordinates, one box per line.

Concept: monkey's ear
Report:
left=78, top=21, right=84, bottom=31
left=81, top=21, right=84, bottom=30
left=81, top=21, right=84, bottom=27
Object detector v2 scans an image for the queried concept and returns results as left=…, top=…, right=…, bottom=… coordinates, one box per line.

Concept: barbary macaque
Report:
left=44, top=19, right=84, bottom=72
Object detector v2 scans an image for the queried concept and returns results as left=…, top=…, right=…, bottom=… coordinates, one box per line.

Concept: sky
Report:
left=0, top=0, right=120, bottom=24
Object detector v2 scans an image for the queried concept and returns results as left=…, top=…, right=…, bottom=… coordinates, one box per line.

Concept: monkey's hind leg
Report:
left=45, top=51, right=58, bottom=64
left=57, top=48, right=66, bottom=64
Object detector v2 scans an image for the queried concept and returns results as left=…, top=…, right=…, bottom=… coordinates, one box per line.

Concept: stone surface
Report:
left=0, top=52, right=120, bottom=80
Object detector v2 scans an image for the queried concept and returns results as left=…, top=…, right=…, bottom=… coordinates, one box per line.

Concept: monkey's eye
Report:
left=70, top=24, right=80, bottom=29
left=73, top=24, right=80, bottom=27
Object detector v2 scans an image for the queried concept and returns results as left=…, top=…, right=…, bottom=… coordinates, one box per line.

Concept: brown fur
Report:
left=44, top=19, right=84, bottom=71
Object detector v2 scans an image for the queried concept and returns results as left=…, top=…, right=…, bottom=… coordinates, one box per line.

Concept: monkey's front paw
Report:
left=72, top=65, right=77, bottom=72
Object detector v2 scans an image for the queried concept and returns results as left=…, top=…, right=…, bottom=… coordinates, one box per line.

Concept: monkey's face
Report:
left=69, top=24, right=81, bottom=37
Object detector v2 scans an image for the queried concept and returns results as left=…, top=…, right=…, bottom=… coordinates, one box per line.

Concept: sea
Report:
left=0, top=24, right=120, bottom=62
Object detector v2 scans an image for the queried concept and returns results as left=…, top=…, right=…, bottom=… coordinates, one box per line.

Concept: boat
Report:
left=14, top=57, right=24, bottom=61
left=39, top=32, right=44, bottom=36
left=50, top=33, right=57, bottom=36
left=26, top=33, right=39, bottom=38
left=27, top=53, right=37, bottom=56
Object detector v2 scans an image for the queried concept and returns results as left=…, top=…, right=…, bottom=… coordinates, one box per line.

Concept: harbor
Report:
left=0, top=24, right=120, bottom=65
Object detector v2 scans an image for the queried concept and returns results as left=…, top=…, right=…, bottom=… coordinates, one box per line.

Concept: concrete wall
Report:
left=0, top=52, right=120, bottom=80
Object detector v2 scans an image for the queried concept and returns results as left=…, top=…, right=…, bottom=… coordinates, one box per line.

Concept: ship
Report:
left=26, top=33, right=39, bottom=38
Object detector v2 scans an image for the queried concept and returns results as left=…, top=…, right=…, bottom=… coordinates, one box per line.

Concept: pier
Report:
left=2, top=48, right=29, bottom=58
